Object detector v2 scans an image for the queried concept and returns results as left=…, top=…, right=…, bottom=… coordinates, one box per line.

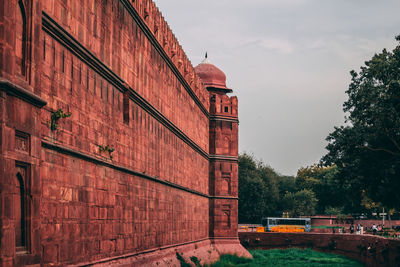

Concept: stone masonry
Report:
left=0, top=0, right=250, bottom=266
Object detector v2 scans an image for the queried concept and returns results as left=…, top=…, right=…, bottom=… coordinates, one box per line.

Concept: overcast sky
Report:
left=153, top=0, right=400, bottom=176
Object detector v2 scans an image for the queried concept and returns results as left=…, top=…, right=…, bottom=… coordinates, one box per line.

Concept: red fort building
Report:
left=0, top=0, right=250, bottom=266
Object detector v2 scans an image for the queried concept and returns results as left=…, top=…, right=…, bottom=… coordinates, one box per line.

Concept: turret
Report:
left=195, top=55, right=239, bottom=239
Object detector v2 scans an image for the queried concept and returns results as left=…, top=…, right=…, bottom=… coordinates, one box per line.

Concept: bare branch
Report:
left=383, top=128, right=400, bottom=153
left=357, top=145, right=400, bottom=156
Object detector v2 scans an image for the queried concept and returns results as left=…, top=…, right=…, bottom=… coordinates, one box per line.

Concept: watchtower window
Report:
left=224, top=106, right=229, bottom=113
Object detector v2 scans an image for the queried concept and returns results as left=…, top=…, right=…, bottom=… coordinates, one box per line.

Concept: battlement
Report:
left=130, top=0, right=209, bottom=107
left=210, top=94, right=238, bottom=117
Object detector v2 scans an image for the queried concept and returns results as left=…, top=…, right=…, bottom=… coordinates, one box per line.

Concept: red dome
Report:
left=194, top=57, right=232, bottom=92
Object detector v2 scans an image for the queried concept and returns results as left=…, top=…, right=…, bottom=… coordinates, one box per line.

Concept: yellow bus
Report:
left=261, top=217, right=311, bottom=232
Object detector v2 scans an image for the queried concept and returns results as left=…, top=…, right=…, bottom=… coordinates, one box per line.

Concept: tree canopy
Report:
left=322, top=35, right=400, bottom=208
left=238, top=153, right=279, bottom=223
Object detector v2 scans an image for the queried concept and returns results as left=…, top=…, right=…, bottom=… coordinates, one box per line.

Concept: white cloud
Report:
left=254, top=38, right=295, bottom=54
left=232, top=0, right=310, bottom=8
left=260, top=38, right=294, bottom=54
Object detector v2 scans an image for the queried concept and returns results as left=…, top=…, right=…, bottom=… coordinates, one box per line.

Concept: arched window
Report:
left=15, top=173, right=26, bottom=249
left=15, top=0, right=27, bottom=76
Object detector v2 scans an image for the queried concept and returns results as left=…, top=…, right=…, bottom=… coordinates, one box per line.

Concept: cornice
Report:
left=210, top=114, right=239, bottom=123
left=0, top=79, right=47, bottom=108
left=209, top=155, right=239, bottom=162
left=210, top=196, right=239, bottom=200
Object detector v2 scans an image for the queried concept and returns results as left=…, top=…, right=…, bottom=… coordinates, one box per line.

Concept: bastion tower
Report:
left=195, top=56, right=246, bottom=254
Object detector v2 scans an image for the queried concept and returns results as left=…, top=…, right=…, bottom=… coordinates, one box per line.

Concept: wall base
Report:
left=210, top=237, right=252, bottom=258
left=69, top=238, right=250, bottom=267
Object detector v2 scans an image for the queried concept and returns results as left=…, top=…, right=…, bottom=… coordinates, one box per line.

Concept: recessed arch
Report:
left=15, top=172, right=26, bottom=248
left=15, top=0, right=27, bottom=76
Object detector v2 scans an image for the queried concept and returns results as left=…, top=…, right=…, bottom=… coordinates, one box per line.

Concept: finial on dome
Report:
left=200, top=52, right=210, bottom=64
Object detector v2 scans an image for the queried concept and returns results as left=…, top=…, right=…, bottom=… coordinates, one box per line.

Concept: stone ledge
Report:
left=0, top=79, right=47, bottom=108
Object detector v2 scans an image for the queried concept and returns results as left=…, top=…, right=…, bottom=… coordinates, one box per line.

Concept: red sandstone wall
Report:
left=41, top=0, right=210, bottom=152
left=208, top=92, right=240, bottom=239
left=0, top=0, right=227, bottom=266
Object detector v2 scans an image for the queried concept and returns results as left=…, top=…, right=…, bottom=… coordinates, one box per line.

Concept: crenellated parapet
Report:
left=210, top=94, right=238, bottom=118
left=129, top=0, right=209, bottom=108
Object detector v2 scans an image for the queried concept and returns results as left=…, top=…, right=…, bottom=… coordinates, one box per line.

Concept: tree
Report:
left=282, top=189, right=317, bottom=217
left=322, top=35, right=400, bottom=209
left=295, top=165, right=354, bottom=214
left=238, top=153, right=280, bottom=223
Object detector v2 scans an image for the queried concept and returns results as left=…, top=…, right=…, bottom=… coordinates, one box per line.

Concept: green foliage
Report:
left=190, top=256, right=202, bottom=267
left=295, top=165, right=353, bottom=214
left=204, top=254, right=252, bottom=267
left=98, top=145, right=115, bottom=159
left=282, top=189, right=317, bottom=217
left=238, top=153, right=281, bottom=223
left=48, top=109, right=71, bottom=131
left=176, top=252, right=191, bottom=267
left=276, top=175, right=297, bottom=197
left=322, top=35, right=400, bottom=208
left=239, top=153, right=368, bottom=220
left=324, top=206, right=344, bottom=215
left=206, top=249, right=363, bottom=267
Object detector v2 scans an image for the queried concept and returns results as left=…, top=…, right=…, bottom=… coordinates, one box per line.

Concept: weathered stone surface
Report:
left=0, top=0, right=248, bottom=265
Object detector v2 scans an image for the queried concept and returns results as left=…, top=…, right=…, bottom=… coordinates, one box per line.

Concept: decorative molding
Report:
left=209, top=155, right=239, bottom=162
left=210, top=115, right=239, bottom=123
left=0, top=79, right=47, bottom=108
left=41, top=12, right=209, bottom=160
left=210, top=196, right=239, bottom=200
left=42, top=140, right=210, bottom=199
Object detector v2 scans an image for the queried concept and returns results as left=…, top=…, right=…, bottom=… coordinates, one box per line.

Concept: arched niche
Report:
left=14, top=172, right=26, bottom=250
left=223, top=136, right=231, bottom=155
left=15, top=0, right=28, bottom=77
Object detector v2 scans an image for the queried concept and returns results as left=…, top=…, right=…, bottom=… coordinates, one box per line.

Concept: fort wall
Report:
left=0, top=0, right=249, bottom=266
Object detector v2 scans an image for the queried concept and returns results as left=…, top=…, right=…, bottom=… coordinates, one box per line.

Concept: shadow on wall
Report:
left=239, top=232, right=400, bottom=267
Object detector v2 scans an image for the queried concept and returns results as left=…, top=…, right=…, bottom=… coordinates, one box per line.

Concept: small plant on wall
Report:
left=98, top=145, right=115, bottom=160
left=48, top=109, right=71, bottom=131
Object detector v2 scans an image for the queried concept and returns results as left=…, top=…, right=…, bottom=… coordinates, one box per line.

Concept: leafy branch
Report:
left=98, top=145, right=115, bottom=159
left=48, top=109, right=71, bottom=131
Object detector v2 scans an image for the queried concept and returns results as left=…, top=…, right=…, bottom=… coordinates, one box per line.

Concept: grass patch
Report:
left=206, top=248, right=364, bottom=267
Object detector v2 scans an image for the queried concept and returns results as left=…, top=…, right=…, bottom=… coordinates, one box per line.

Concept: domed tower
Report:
left=195, top=55, right=248, bottom=256
left=194, top=55, right=232, bottom=94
